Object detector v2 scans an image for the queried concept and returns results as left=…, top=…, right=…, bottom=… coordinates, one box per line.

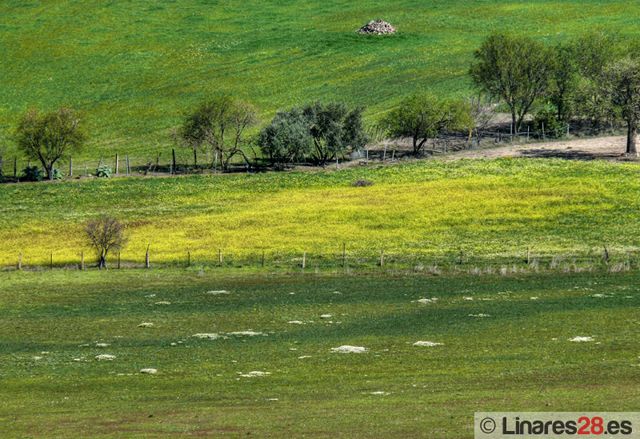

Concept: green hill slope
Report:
left=1, top=0, right=639, bottom=164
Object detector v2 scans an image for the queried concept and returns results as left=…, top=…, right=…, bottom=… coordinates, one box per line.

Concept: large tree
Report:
left=604, top=57, right=640, bottom=156
left=15, top=108, right=85, bottom=180
left=381, top=93, right=471, bottom=155
left=180, top=96, right=258, bottom=170
left=302, top=102, right=368, bottom=166
left=470, top=33, right=552, bottom=132
left=258, top=108, right=312, bottom=168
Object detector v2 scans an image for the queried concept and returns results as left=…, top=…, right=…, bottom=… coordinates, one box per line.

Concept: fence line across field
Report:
left=7, top=244, right=639, bottom=273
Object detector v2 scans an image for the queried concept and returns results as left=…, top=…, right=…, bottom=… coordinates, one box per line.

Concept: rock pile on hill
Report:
left=357, top=20, right=396, bottom=35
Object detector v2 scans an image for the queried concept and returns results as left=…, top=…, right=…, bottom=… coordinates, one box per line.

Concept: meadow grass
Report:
left=1, top=268, right=639, bottom=437
left=1, top=158, right=640, bottom=267
left=2, top=0, right=640, bottom=164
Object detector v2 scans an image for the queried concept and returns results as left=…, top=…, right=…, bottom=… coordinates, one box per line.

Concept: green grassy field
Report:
left=1, top=158, right=639, bottom=268
left=1, top=269, right=639, bottom=437
left=2, top=0, right=640, bottom=164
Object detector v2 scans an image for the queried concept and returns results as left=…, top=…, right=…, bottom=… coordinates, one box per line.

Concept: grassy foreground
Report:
left=1, top=269, right=639, bottom=437
left=1, top=158, right=640, bottom=267
left=2, top=0, right=640, bottom=162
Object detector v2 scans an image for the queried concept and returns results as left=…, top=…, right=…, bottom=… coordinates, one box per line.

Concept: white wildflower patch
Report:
left=238, top=371, right=270, bottom=378
left=468, top=313, right=491, bottom=318
left=192, top=333, right=225, bottom=340
left=569, top=336, right=594, bottom=342
left=298, top=355, right=312, bottom=359
left=413, top=341, right=444, bottom=347
left=228, top=330, right=266, bottom=337
left=140, top=368, right=157, bottom=374
left=416, top=297, right=438, bottom=304
left=138, top=322, right=154, bottom=328
left=155, top=301, right=171, bottom=305
left=331, top=345, right=367, bottom=354
left=287, top=320, right=305, bottom=325
left=206, top=290, right=230, bottom=295
left=95, top=354, right=116, bottom=361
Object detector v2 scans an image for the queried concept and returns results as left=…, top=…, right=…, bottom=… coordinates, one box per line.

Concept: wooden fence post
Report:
left=218, top=249, right=223, bottom=266
left=69, top=157, right=73, bottom=177
left=117, top=252, right=121, bottom=269
left=172, top=149, right=177, bottom=175
left=50, top=252, right=53, bottom=270
left=527, top=126, right=530, bottom=142
left=145, top=244, right=150, bottom=268
left=187, top=250, right=191, bottom=267
left=115, top=153, right=119, bottom=175
left=13, top=157, right=17, bottom=178
left=302, top=252, right=306, bottom=269
left=126, top=155, right=130, bottom=176
left=17, top=252, right=22, bottom=271
left=80, top=251, right=85, bottom=270
left=542, top=122, right=546, bottom=140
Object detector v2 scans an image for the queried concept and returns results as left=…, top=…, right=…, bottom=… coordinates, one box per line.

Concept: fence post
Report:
left=69, top=157, right=73, bottom=177
left=50, top=252, right=53, bottom=270
left=17, top=252, right=22, bottom=271
left=218, top=249, right=223, bottom=266
left=13, top=157, right=17, bottom=178
left=527, top=126, right=530, bottom=142
left=187, top=250, right=191, bottom=267
left=302, top=252, right=306, bottom=269
left=115, top=153, right=119, bottom=175
left=510, top=122, right=513, bottom=142
left=145, top=244, right=150, bottom=268
left=602, top=245, right=610, bottom=265
left=126, top=155, right=130, bottom=176
left=172, top=149, right=177, bottom=175
left=542, top=122, right=546, bottom=140
left=117, top=252, right=121, bottom=269
left=80, top=251, right=85, bottom=270
left=380, top=249, right=385, bottom=267
left=342, top=243, right=346, bottom=269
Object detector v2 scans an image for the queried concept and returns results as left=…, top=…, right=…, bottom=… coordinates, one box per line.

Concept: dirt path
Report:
left=445, top=135, right=637, bottom=161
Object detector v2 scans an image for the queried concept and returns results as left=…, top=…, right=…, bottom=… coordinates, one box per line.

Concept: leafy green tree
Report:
left=547, top=43, right=579, bottom=123
left=15, top=108, right=85, bottom=180
left=180, top=96, right=258, bottom=170
left=470, top=33, right=552, bottom=132
left=604, top=57, right=640, bottom=155
left=258, top=108, right=312, bottom=168
left=302, top=102, right=368, bottom=166
left=381, top=93, right=471, bottom=155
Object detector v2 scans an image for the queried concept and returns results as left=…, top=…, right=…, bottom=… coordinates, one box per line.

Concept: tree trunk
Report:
left=511, top=109, right=518, bottom=135
left=46, top=164, right=54, bottom=180
left=627, top=119, right=638, bottom=156
left=193, top=148, right=198, bottom=167
left=98, top=255, right=106, bottom=270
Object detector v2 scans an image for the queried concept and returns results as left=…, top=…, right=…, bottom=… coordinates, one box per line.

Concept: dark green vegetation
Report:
left=2, top=0, right=640, bottom=163
left=1, top=269, right=639, bottom=437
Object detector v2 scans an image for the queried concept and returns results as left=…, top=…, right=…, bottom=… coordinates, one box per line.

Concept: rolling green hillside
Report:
left=1, top=0, right=640, bottom=163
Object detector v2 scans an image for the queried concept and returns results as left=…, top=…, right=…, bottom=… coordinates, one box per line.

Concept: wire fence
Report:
left=6, top=246, right=640, bottom=275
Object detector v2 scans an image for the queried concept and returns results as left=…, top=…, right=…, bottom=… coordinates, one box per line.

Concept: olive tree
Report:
left=381, top=93, right=471, bottom=155
left=258, top=108, right=312, bottom=168
left=470, top=33, right=552, bottom=132
left=180, top=96, right=258, bottom=170
left=15, top=108, right=85, bottom=180
left=85, top=216, right=127, bottom=269
left=604, top=57, right=640, bottom=156
left=302, top=102, right=368, bottom=166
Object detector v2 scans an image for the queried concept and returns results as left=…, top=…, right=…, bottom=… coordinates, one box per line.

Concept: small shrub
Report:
left=22, top=165, right=43, bottom=182
left=352, top=179, right=374, bottom=187
left=532, top=105, right=565, bottom=138
left=96, top=165, right=112, bottom=178
left=52, top=168, right=64, bottom=180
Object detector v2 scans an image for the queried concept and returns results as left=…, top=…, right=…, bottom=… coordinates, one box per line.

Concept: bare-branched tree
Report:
left=85, top=216, right=127, bottom=269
